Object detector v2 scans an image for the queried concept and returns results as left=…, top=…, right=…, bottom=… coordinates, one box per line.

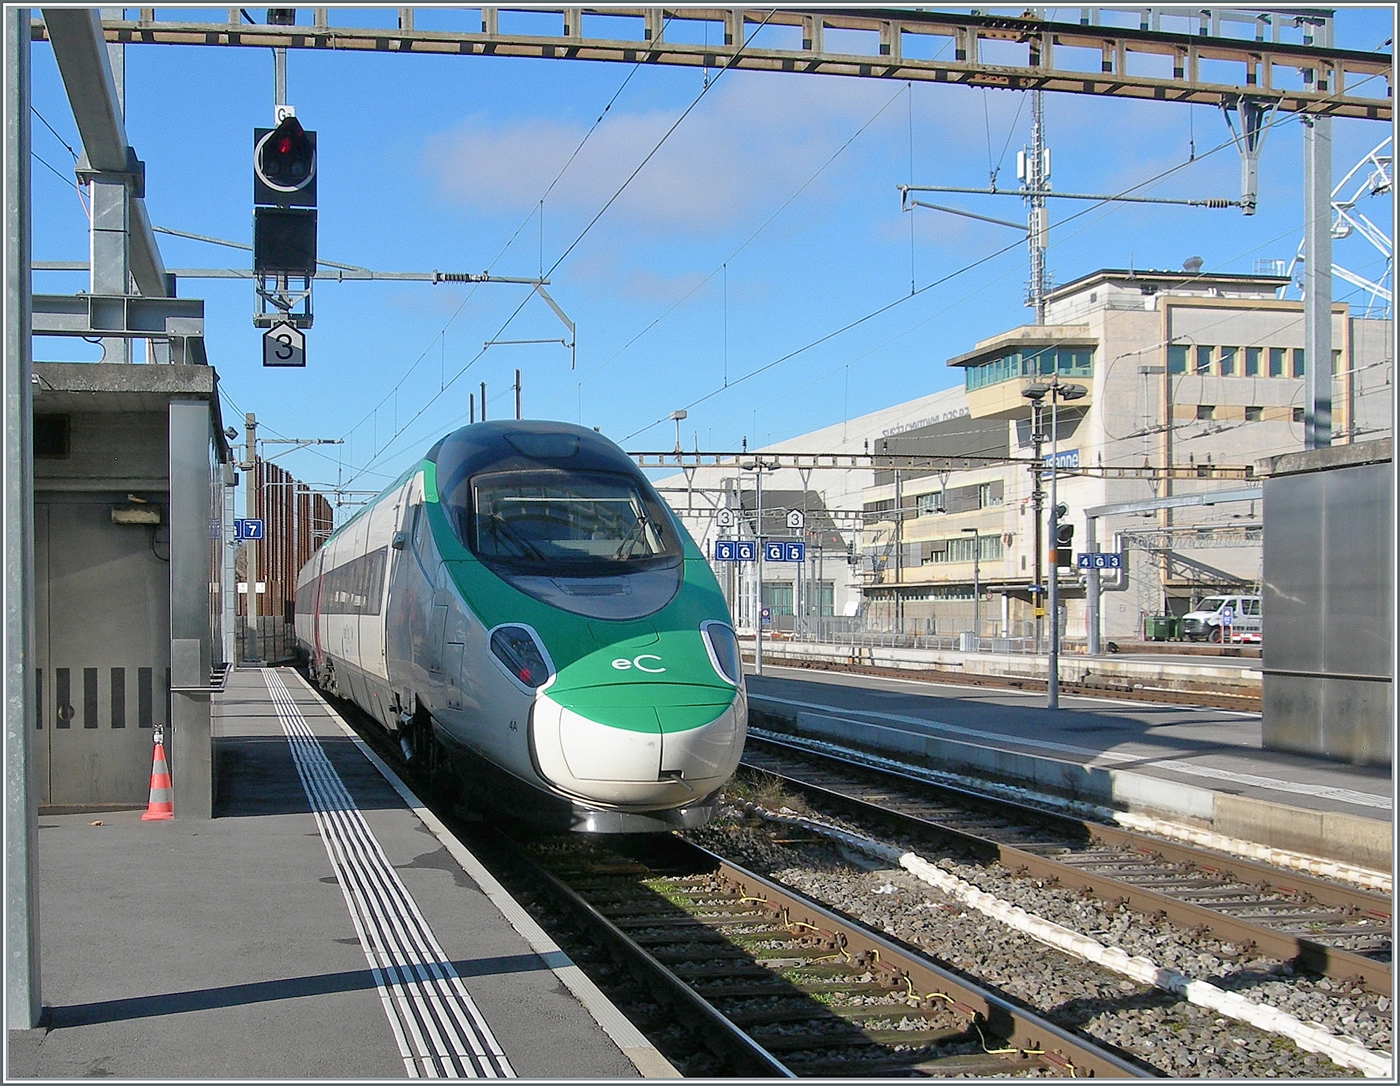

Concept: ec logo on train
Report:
left=611, top=654, right=665, bottom=673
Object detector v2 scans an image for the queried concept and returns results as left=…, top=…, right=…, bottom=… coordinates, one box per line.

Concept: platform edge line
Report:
left=284, top=668, right=682, bottom=1080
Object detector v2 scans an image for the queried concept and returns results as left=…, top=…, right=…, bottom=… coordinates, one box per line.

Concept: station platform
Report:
left=745, top=665, right=1392, bottom=875
left=9, top=666, right=676, bottom=1080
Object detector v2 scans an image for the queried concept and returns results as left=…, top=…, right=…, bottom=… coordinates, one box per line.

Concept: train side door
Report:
left=428, top=562, right=450, bottom=679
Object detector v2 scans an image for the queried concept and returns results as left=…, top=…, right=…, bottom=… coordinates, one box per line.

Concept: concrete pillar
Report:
left=169, top=399, right=212, bottom=818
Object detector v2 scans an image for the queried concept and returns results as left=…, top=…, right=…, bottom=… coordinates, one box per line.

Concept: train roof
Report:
left=309, top=422, right=642, bottom=560
left=431, top=421, right=641, bottom=495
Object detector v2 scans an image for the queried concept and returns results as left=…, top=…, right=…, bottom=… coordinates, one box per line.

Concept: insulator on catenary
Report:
left=1197, top=198, right=1235, bottom=208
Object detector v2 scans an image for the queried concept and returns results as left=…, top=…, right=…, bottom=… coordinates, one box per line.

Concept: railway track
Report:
left=740, top=734, right=1391, bottom=995
left=753, top=655, right=1261, bottom=711
left=320, top=678, right=1150, bottom=1076
left=500, top=832, right=1151, bottom=1078
left=316, top=675, right=1389, bottom=1075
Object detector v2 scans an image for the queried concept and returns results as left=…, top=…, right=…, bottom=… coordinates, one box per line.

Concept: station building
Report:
left=660, top=266, right=1393, bottom=645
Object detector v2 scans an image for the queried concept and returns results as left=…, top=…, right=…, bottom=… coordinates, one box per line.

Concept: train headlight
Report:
left=489, top=625, right=553, bottom=690
left=700, top=621, right=743, bottom=686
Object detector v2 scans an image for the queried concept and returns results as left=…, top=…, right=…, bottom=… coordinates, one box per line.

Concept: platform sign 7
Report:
left=234, top=518, right=265, bottom=541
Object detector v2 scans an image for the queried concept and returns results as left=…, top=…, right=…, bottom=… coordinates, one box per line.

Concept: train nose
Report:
left=530, top=685, right=745, bottom=807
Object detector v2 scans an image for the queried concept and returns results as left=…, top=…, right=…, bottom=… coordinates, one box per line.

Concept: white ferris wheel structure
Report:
left=1282, top=136, right=1393, bottom=320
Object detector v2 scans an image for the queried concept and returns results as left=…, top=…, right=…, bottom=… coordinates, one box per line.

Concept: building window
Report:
left=1292, top=348, right=1305, bottom=378
left=940, top=535, right=1004, bottom=564
left=1245, top=406, right=1263, bottom=422
left=1167, top=345, right=1188, bottom=374
left=1244, top=347, right=1261, bottom=376
left=1268, top=347, right=1285, bottom=377
left=1197, top=404, right=1215, bottom=421
left=1293, top=407, right=1305, bottom=423
left=760, top=582, right=794, bottom=616
left=1195, top=345, right=1213, bottom=374
left=978, top=482, right=1002, bottom=508
left=964, top=346, right=1093, bottom=391
left=1218, top=346, right=1237, bottom=376
left=916, top=491, right=945, bottom=516
left=1333, top=349, right=1343, bottom=375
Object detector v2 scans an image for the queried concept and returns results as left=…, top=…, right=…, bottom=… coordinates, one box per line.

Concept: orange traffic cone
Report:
left=141, top=732, right=173, bottom=821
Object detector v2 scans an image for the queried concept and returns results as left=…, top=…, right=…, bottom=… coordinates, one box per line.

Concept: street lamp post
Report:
left=1022, top=377, right=1086, bottom=710
left=961, top=526, right=980, bottom=646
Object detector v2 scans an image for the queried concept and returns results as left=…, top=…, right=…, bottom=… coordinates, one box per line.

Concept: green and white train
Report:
left=294, top=421, right=747, bottom=832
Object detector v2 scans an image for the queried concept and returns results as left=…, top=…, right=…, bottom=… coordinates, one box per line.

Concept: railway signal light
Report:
left=253, top=116, right=317, bottom=207
left=253, top=206, right=317, bottom=276
left=252, top=115, right=318, bottom=278
left=1054, top=522, right=1075, bottom=567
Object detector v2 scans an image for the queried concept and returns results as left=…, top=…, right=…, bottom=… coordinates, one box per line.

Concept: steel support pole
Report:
left=222, top=478, right=236, bottom=666
left=1085, top=516, right=1101, bottom=655
left=244, top=413, right=260, bottom=664
left=972, top=532, right=980, bottom=641
left=1031, top=405, right=1045, bottom=650
left=1302, top=119, right=1333, bottom=449
left=1047, top=395, right=1060, bottom=710
left=893, top=469, right=902, bottom=633
left=5, top=5, right=41, bottom=1030
left=92, top=7, right=129, bottom=363
left=1027, top=90, right=1048, bottom=324
left=273, top=46, right=286, bottom=106
left=754, top=466, right=764, bottom=677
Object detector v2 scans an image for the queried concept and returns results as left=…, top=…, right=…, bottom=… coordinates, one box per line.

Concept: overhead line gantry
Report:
left=31, top=7, right=1392, bottom=121
left=628, top=450, right=1259, bottom=482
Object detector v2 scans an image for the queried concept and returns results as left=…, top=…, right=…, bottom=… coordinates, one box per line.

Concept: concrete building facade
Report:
left=659, top=267, right=1391, bottom=647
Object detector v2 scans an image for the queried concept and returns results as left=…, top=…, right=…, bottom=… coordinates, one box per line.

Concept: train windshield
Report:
left=465, top=470, right=680, bottom=572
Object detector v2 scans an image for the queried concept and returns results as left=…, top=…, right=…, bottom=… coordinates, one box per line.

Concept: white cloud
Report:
left=421, top=71, right=997, bottom=237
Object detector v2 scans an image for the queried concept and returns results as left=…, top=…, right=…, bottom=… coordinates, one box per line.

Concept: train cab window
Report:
left=464, top=470, right=680, bottom=574
left=410, top=504, right=426, bottom=553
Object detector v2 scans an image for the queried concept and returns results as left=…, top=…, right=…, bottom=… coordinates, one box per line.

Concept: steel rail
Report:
left=520, top=833, right=1150, bottom=1077
left=516, top=844, right=798, bottom=1078
left=692, top=840, right=1153, bottom=1077
left=742, top=734, right=1391, bottom=995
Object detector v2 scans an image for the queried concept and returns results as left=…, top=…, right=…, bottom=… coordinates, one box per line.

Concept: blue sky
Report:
left=28, top=5, right=1394, bottom=511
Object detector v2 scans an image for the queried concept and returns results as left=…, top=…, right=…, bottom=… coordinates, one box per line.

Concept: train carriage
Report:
left=295, top=420, right=747, bottom=832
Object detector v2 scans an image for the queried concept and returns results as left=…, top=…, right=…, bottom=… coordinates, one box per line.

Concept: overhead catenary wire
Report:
left=621, top=122, right=1251, bottom=444
left=335, top=31, right=662, bottom=456
left=620, top=81, right=1383, bottom=448
left=541, top=33, right=966, bottom=416
left=536, top=79, right=911, bottom=411
left=341, top=10, right=778, bottom=487
left=329, top=63, right=1387, bottom=489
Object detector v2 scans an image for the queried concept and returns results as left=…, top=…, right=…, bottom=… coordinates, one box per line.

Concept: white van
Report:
left=1180, top=594, right=1262, bottom=643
